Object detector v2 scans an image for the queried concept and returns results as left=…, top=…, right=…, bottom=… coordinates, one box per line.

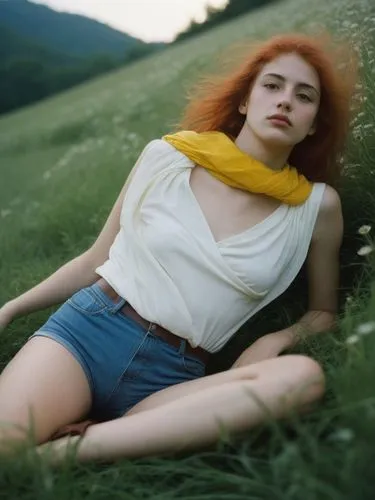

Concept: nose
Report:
left=277, top=100, right=291, bottom=112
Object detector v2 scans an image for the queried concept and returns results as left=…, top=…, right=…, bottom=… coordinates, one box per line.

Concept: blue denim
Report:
left=29, top=282, right=206, bottom=421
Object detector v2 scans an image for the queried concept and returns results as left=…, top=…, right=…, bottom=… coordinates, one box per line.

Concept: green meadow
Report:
left=1, top=0, right=375, bottom=497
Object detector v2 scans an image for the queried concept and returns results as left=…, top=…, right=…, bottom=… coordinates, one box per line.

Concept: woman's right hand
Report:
left=0, top=303, right=15, bottom=332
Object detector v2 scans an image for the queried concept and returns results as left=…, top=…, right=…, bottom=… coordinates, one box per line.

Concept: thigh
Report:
left=0, top=336, right=92, bottom=447
left=125, top=354, right=324, bottom=417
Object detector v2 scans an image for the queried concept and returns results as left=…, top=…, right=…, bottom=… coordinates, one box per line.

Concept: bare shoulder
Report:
left=313, top=185, right=343, bottom=242
left=319, top=185, right=342, bottom=213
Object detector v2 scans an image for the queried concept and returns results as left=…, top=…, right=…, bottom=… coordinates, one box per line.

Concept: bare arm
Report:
left=272, top=185, right=343, bottom=346
left=3, top=250, right=103, bottom=321
left=1, top=153, right=142, bottom=326
left=232, top=186, right=343, bottom=368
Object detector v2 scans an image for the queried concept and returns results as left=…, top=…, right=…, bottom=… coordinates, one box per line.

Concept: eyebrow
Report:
left=263, top=73, right=320, bottom=96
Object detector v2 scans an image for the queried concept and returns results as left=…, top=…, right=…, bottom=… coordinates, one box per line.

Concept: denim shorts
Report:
left=29, top=282, right=206, bottom=421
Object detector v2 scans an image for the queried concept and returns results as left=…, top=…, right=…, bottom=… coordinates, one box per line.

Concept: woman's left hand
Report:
left=231, top=333, right=289, bottom=369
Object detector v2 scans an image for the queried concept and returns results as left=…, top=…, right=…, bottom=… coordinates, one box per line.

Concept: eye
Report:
left=264, top=83, right=279, bottom=90
left=298, top=93, right=313, bottom=103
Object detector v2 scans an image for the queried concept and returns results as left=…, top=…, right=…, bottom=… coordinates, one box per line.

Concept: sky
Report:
left=32, top=0, right=229, bottom=43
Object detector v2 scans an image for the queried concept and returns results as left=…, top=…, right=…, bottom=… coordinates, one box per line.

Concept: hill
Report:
left=0, top=0, right=165, bottom=115
left=0, top=0, right=146, bottom=60
left=0, top=24, right=78, bottom=67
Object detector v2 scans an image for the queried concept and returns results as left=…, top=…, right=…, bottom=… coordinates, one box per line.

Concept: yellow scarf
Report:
left=163, top=130, right=312, bottom=205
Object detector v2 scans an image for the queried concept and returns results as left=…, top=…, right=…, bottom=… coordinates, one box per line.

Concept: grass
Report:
left=1, top=0, right=375, bottom=497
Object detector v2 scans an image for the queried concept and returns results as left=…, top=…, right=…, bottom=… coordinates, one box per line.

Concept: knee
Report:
left=285, top=354, right=324, bottom=381
left=242, top=354, right=325, bottom=407
left=282, top=354, right=326, bottom=406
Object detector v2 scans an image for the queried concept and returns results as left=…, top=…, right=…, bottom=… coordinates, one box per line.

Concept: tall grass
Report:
left=0, top=0, right=375, bottom=497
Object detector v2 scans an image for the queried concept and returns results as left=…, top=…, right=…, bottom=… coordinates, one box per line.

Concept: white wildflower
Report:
left=356, top=321, right=375, bottom=336
left=330, top=428, right=355, bottom=443
left=10, top=197, right=22, bottom=206
left=128, top=133, right=139, bottom=143
left=345, top=296, right=353, bottom=304
left=56, top=157, right=69, bottom=168
left=358, top=225, right=371, bottom=235
left=357, top=245, right=374, bottom=256
left=1, top=209, right=12, bottom=218
left=346, top=334, right=360, bottom=345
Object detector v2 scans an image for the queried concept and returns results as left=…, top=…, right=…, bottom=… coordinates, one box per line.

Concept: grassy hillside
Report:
left=0, top=0, right=375, bottom=497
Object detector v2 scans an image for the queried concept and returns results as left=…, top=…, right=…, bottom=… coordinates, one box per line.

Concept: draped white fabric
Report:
left=96, top=140, right=325, bottom=353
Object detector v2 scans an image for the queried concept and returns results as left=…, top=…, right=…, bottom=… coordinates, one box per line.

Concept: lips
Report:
left=267, top=114, right=292, bottom=126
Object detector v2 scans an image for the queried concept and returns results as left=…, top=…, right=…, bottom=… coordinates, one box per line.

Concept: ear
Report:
left=238, top=101, right=248, bottom=115
left=308, top=118, right=317, bottom=136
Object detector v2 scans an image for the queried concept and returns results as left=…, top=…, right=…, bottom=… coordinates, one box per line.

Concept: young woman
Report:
left=0, top=33, right=357, bottom=463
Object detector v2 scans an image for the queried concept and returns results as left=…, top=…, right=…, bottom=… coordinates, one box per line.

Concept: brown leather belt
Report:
left=96, top=278, right=210, bottom=365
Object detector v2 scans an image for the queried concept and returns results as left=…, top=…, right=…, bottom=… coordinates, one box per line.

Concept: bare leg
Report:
left=0, top=336, right=92, bottom=450
left=38, top=354, right=325, bottom=464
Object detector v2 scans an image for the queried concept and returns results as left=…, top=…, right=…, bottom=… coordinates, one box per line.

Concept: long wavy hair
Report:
left=178, top=33, right=359, bottom=186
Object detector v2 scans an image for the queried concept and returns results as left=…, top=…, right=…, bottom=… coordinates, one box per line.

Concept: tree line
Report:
left=0, top=40, right=161, bottom=116
left=174, top=0, right=279, bottom=42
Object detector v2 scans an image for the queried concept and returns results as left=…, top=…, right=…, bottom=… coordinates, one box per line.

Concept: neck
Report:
left=234, top=124, right=292, bottom=171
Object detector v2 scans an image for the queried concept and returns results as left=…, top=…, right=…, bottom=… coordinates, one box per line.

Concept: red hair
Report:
left=178, top=33, right=359, bottom=186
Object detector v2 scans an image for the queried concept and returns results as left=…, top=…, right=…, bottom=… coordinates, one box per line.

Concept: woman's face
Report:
left=239, top=52, right=321, bottom=149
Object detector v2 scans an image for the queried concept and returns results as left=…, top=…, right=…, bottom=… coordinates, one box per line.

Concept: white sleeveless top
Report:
left=96, top=139, right=326, bottom=353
